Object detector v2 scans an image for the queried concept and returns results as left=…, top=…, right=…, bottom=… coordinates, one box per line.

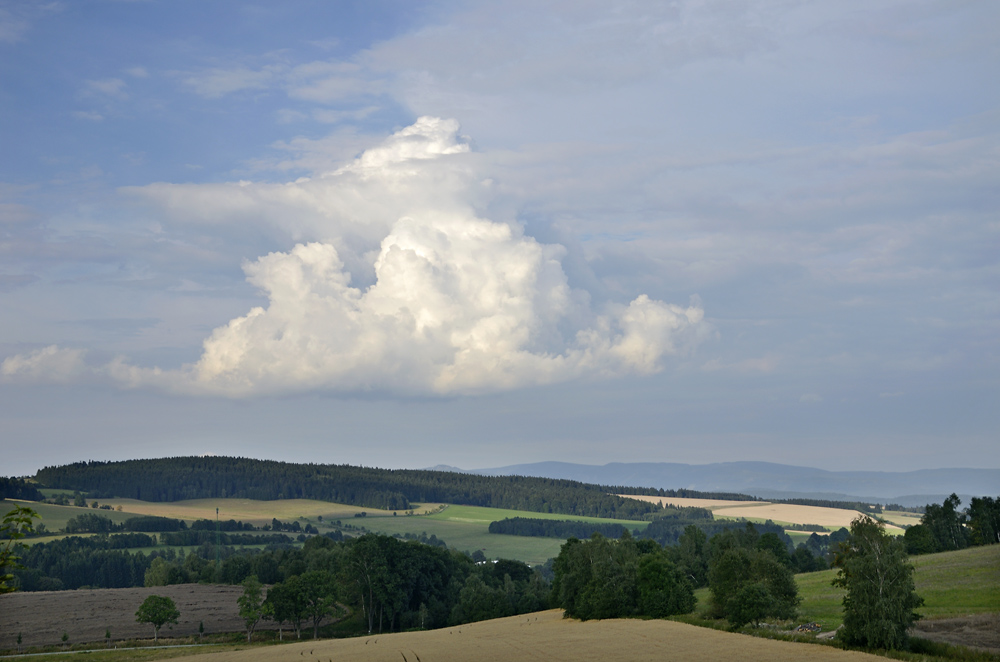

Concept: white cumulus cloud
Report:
left=1, top=345, right=88, bottom=383
left=7, top=118, right=708, bottom=396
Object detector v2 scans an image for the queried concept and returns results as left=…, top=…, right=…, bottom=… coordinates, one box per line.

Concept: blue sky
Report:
left=1, top=0, right=997, bottom=477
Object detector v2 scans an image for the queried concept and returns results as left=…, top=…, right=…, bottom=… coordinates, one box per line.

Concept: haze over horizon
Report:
left=2, top=2, right=997, bottom=477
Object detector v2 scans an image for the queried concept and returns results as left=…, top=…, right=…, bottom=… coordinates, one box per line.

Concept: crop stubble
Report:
left=172, top=609, right=888, bottom=662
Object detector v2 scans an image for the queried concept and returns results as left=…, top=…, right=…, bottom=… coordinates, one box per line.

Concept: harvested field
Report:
left=95, top=498, right=438, bottom=526
left=912, top=613, right=1000, bottom=653
left=615, top=494, right=893, bottom=532
left=171, top=609, right=887, bottom=662
left=710, top=503, right=901, bottom=531
left=0, top=584, right=282, bottom=649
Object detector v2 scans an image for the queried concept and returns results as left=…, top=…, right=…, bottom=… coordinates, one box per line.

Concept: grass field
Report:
left=2, top=499, right=137, bottom=532
left=879, top=510, right=925, bottom=528
left=351, top=504, right=651, bottom=565
left=5, top=498, right=655, bottom=564
left=793, top=544, right=1000, bottom=631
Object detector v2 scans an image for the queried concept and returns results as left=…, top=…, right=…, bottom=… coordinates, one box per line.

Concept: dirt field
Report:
left=0, top=584, right=283, bottom=649
left=912, top=614, right=1000, bottom=653
left=170, top=609, right=888, bottom=662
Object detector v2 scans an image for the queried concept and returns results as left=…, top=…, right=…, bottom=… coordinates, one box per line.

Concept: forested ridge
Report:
left=0, top=477, right=43, bottom=501
left=34, top=457, right=660, bottom=520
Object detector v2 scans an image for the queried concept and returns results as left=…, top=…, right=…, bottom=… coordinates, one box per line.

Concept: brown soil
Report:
left=912, top=613, right=1000, bottom=653
left=0, top=584, right=282, bottom=649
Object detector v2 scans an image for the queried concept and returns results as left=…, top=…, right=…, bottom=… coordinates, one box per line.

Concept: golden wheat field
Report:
left=710, top=503, right=900, bottom=531
left=617, top=495, right=900, bottom=531
left=98, top=498, right=440, bottom=525
left=171, top=610, right=886, bottom=662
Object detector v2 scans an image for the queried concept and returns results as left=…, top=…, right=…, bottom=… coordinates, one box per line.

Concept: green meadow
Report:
left=5, top=498, right=654, bottom=564
left=700, top=544, right=1000, bottom=631
left=2, top=500, right=137, bottom=533
left=349, top=504, right=651, bottom=565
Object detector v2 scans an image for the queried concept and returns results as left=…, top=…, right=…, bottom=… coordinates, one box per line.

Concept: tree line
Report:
left=0, top=478, right=44, bottom=501
left=903, top=493, right=1000, bottom=554
left=488, top=517, right=630, bottom=539
left=602, top=485, right=756, bottom=501
left=34, top=457, right=662, bottom=520
left=63, top=513, right=187, bottom=534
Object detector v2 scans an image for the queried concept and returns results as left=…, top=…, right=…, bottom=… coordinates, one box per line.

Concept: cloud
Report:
left=0, top=1, right=60, bottom=44
left=1, top=345, right=88, bottom=383
left=799, top=393, right=823, bottom=403
left=702, top=354, right=778, bottom=373
left=182, top=65, right=283, bottom=98
left=83, top=78, right=128, bottom=100
left=22, top=118, right=707, bottom=397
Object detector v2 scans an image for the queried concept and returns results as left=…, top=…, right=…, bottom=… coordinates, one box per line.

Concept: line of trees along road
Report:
left=34, top=457, right=662, bottom=520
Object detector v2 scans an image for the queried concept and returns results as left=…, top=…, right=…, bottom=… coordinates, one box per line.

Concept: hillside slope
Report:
left=174, top=609, right=886, bottom=662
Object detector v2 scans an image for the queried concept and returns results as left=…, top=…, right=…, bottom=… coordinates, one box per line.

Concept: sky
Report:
left=1, top=0, right=998, bottom=478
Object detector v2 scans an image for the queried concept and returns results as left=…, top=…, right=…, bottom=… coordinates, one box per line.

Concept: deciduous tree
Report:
left=135, top=594, right=179, bottom=642
left=1, top=504, right=39, bottom=593
left=708, top=542, right=799, bottom=627
left=833, top=516, right=922, bottom=650
left=238, top=575, right=267, bottom=642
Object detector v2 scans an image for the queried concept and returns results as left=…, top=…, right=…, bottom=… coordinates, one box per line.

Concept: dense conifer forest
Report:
left=34, top=457, right=662, bottom=520
left=0, top=477, right=43, bottom=501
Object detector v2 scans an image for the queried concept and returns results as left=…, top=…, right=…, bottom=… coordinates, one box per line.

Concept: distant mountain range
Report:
left=428, top=461, right=1000, bottom=508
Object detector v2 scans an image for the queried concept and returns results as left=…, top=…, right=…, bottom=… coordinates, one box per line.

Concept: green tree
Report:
left=636, top=552, right=695, bottom=617
left=757, top=532, right=791, bottom=567
left=1, top=504, right=39, bottom=593
left=451, top=574, right=510, bottom=624
left=708, top=545, right=799, bottom=627
left=135, top=594, right=180, bottom=642
left=921, top=494, right=967, bottom=551
left=966, top=496, right=1000, bottom=546
left=300, top=570, right=339, bottom=639
left=903, top=524, right=938, bottom=555
left=833, top=516, right=923, bottom=650
left=238, top=575, right=267, bottom=642
left=265, top=576, right=307, bottom=639
left=675, top=525, right=709, bottom=587
left=551, top=533, right=642, bottom=620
